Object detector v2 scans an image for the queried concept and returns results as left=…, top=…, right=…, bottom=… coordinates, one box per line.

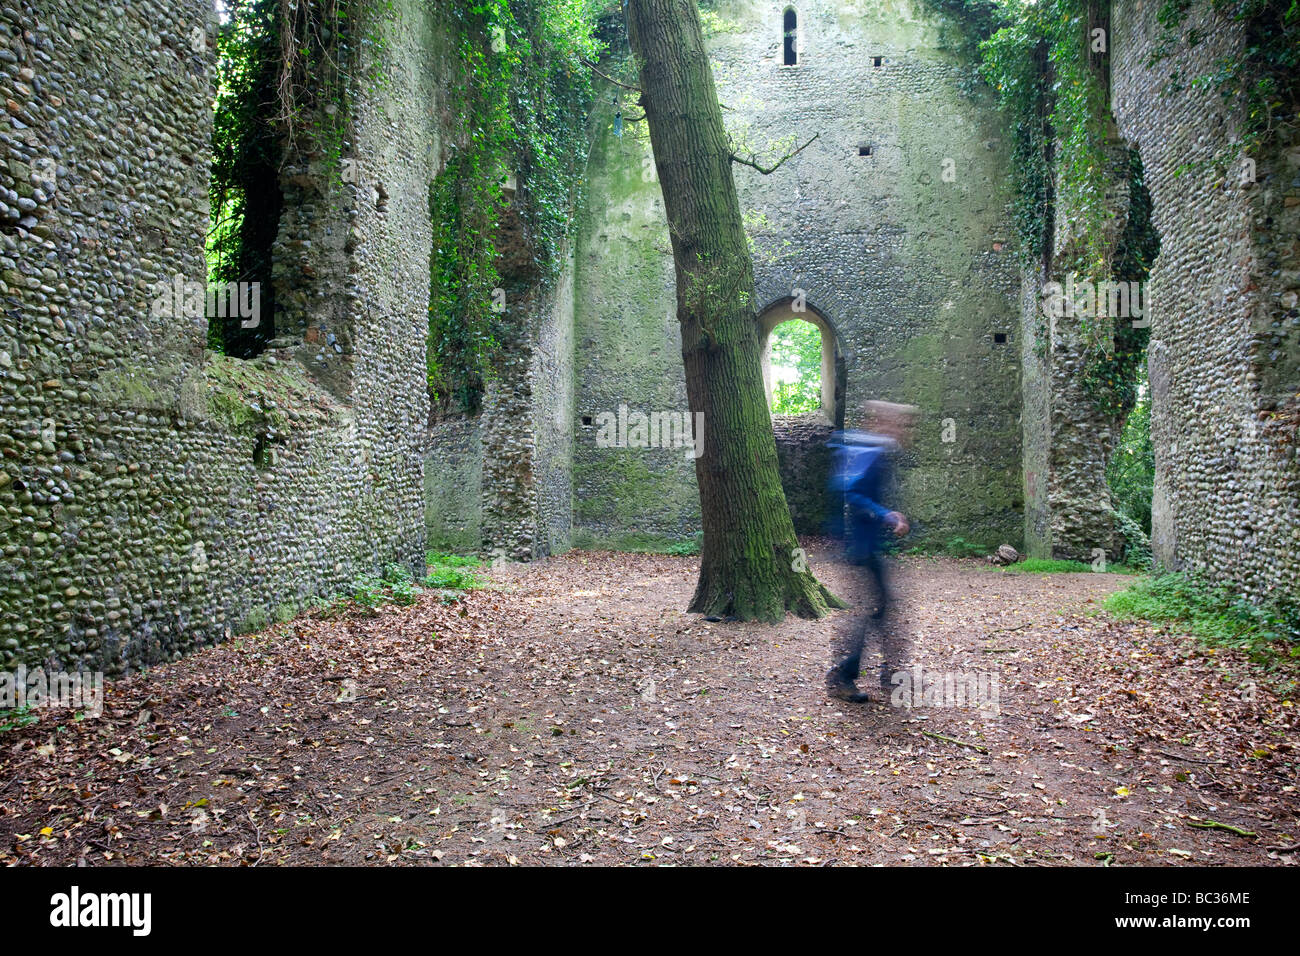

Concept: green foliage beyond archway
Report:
left=1108, top=387, right=1153, bottom=535
left=768, top=320, right=822, bottom=415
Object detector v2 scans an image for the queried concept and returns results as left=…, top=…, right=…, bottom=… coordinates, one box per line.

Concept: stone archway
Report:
left=757, top=298, right=845, bottom=427
left=757, top=299, right=845, bottom=534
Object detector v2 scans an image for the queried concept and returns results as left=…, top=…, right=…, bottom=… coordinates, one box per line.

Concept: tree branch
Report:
left=729, top=132, right=820, bottom=175
left=582, top=58, right=642, bottom=93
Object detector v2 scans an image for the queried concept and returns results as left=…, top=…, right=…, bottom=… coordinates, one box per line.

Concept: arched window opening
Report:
left=783, top=8, right=797, bottom=66
left=761, top=302, right=844, bottom=535
left=758, top=300, right=842, bottom=424
left=769, top=320, right=821, bottom=414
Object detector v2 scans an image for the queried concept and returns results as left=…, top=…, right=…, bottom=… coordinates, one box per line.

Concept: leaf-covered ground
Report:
left=2, top=547, right=1296, bottom=866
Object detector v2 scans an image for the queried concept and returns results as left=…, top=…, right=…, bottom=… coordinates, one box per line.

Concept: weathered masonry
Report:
left=487, top=0, right=1027, bottom=554
left=434, top=0, right=1298, bottom=600
left=1016, top=0, right=1299, bottom=605
left=1107, top=0, right=1299, bottom=604
left=1, top=0, right=1296, bottom=675
left=0, top=0, right=446, bottom=674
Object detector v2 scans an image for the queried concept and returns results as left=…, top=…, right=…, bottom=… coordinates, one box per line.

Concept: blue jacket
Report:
left=826, top=430, right=898, bottom=560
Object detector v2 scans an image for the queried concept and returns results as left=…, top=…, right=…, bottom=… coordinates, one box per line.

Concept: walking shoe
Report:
left=826, top=668, right=870, bottom=703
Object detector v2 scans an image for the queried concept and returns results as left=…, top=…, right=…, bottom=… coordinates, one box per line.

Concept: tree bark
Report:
left=625, top=0, right=842, bottom=621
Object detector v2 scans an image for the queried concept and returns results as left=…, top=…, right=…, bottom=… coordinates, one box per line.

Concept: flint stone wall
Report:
left=1109, top=0, right=1300, bottom=602
left=0, top=0, right=442, bottom=673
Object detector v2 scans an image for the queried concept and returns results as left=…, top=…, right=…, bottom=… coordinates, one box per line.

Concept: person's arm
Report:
left=844, top=489, right=893, bottom=525
left=845, top=459, right=908, bottom=535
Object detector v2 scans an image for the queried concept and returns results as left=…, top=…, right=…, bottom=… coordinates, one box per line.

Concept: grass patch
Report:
left=900, top=537, right=991, bottom=559
left=616, top=532, right=702, bottom=555
left=334, top=566, right=420, bottom=614
left=424, top=566, right=484, bottom=590
left=1002, top=557, right=1139, bottom=575
left=572, top=531, right=702, bottom=556
left=239, top=606, right=270, bottom=633
left=310, top=561, right=443, bottom=619
left=660, top=539, right=700, bottom=557
left=425, top=552, right=485, bottom=591
left=1005, top=558, right=1091, bottom=573
left=942, top=536, right=989, bottom=558
left=426, top=551, right=485, bottom=569
left=1104, top=573, right=1300, bottom=677
left=312, top=555, right=487, bottom=619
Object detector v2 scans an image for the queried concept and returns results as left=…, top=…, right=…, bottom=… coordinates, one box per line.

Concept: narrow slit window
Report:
left=783, top=8, right=797, bottom=65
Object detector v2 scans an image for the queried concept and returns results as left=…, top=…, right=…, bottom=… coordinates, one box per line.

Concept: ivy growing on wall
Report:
left=1078, top=148, right=1160, bottom=418
left=932, top=0, right=1152, bottom=416
left=427, top=0, right=601, bottom=418
left=1151, top=0, right=1299, bottom=166
left=970, top=10, right=1052, bottom=267
left=936, top=0, right=1295, bottom=419
left=429, top=154, right=499, bottom=416
left=934, top=0, right=1114, bottom=273
left=209, top=0, right=599, bottom=405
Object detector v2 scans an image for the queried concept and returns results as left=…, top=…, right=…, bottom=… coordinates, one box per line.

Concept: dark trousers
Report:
left=833, top=551, right=905, bottom=685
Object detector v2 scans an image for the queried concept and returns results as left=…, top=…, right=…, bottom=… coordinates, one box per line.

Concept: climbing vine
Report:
left=428, top=155, right=500, bottom=416
left=208, top=0, right=282, bottom=357
left=427, top=0, right=600, bottom=418
left=938, top=0, right=1296, bottom=418
left=933, top=0, right=1151, bottom=415
left=271, top=0, right=362, bottom=168
left=940, top=0, right=1115, bottom=273
left=1151, top=0, right=1300, bottom=168
left=1078, top=148, right=1160, bottom=418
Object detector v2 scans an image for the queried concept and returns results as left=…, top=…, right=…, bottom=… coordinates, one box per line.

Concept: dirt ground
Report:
left=2, top=546, right=1297, bottom=866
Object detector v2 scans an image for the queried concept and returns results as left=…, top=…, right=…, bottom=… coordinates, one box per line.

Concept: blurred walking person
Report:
left=824, top=400, right=918, bottom=703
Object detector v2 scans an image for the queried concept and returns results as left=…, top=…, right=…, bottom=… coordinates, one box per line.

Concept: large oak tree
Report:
left=625, top=0, right=841, bottom=621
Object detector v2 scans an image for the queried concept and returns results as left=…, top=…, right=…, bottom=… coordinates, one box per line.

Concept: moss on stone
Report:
left=203, top=352, right=336, bottom=433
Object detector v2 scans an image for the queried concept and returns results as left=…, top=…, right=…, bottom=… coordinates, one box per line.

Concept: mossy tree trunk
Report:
left=625, top=0, right=842, bottom=621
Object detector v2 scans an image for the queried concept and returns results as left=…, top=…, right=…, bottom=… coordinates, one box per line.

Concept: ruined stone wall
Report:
left=532, top=248, right=576, bottom=555
left=573, top=0, right=1024, bottom=550
left=424, top=415, right=483, bottom=553
left=0, top=0, right=443, bottom=673
left=420, top=62, right=585, bottom=564
left=1019, top=269, right=1053, bottom=555
left=572, top=110, right=699, bottom=551
left=1020, top=137, right=1134, bottom=563
left=1107, top=0, right=1300, bottom=602
left=468, top=248, right=579, bottom=563
left=772, top=414, right=833, bottom=535
left=479, top=343, right=537, bottom=562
